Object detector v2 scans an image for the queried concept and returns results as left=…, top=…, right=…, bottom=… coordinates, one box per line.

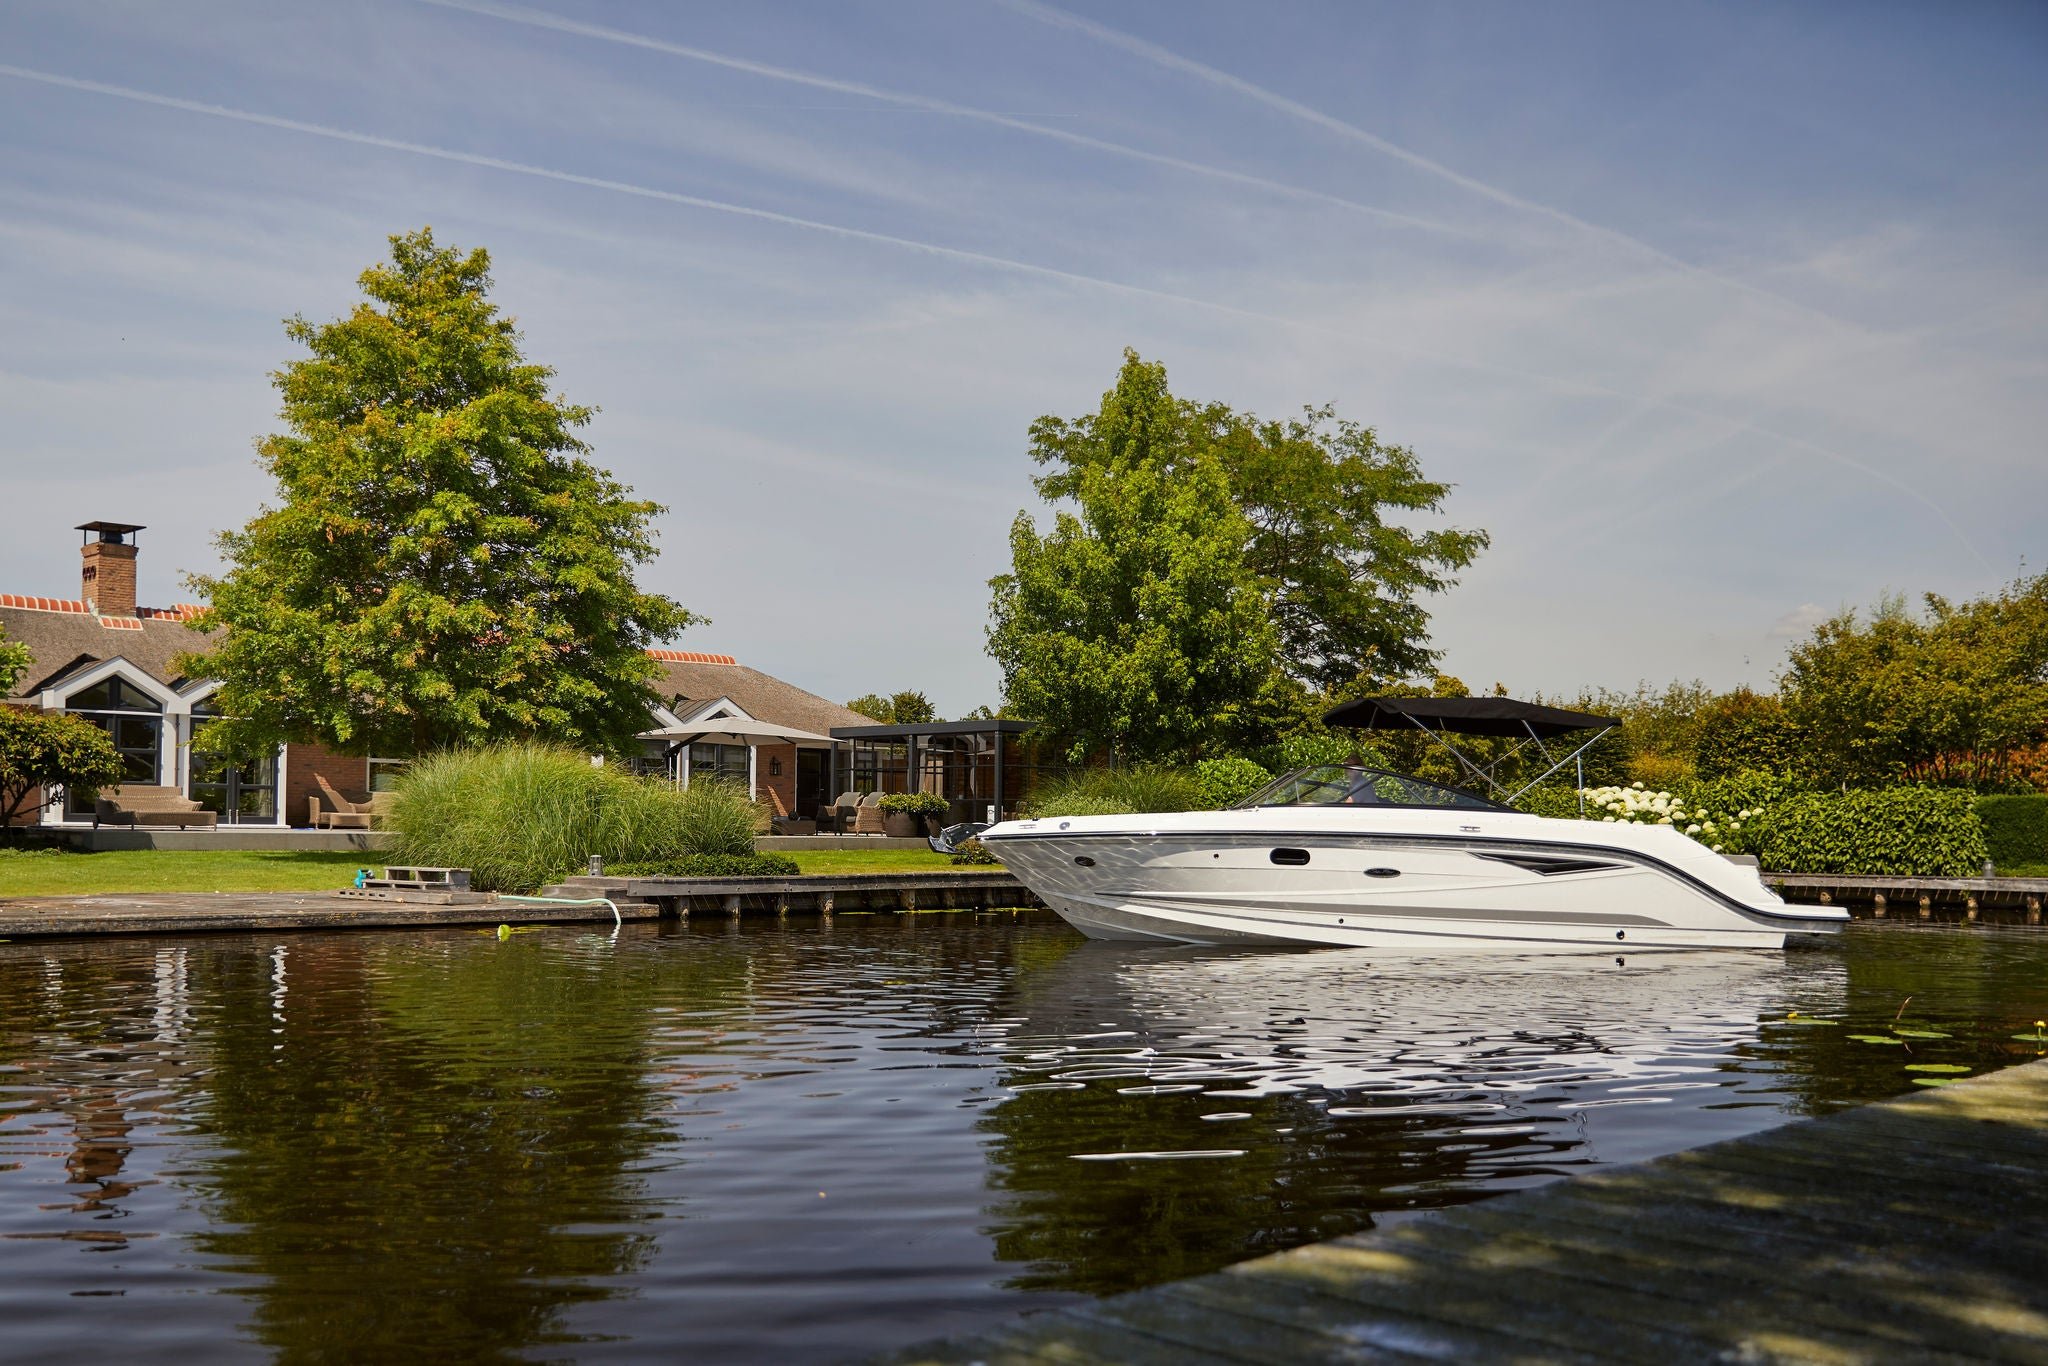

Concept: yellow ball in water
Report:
left=497, top=924, right=512, bottom=940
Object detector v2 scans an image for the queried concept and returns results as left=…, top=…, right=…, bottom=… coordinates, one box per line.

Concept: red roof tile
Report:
left=0, top=594, right=89, bottom=614
left=647, top=648, right=738, bottom=665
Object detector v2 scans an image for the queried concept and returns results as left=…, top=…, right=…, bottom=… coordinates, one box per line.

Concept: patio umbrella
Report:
left=636, top=718, right=838, bottom=747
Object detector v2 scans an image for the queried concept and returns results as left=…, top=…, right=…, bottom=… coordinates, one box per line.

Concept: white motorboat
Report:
left=983, top=698, right=1848, bottom=952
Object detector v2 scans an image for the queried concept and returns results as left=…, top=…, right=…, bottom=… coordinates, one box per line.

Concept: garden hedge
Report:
left=606, top=853, right=801, bottom=878
left=1754, top=787, right=1987, bottom=876
left=1974, top=794, right=2048, bottom=871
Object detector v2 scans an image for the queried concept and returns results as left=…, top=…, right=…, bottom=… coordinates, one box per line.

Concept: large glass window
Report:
left=688, top=743, right=749, bottom=787
left=62, top=676, right=164, bottom=819
left=187, top=699, right=278, bottom=823
left=190, top=751, right=279, bottom=823
left=367, top=758, right=410, bottom=792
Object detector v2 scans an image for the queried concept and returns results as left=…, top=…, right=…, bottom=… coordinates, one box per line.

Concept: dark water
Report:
left=1, top=915, right=2044, bottom=1364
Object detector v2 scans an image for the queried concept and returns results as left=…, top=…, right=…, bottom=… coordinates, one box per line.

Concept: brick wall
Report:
left=283, top=745, right=368, bottom=828
left=80, top=541, right=138, bottom=618
left=754, top=743, right=797, bottom=821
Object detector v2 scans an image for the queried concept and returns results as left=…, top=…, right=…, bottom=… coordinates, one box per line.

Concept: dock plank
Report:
left=0, top=890, right=654, bottom=939
left=878, top=1058, right=2048, bottom=1365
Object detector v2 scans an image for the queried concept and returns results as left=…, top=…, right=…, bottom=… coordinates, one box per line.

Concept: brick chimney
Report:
left=77, top=521, right=144, bottom=618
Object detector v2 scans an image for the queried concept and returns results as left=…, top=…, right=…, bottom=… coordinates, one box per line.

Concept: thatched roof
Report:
left=1, top=597, right=863, bottom=735
left=647, top=654, right=873, bottom=736
left=1, top=598, right=211, bottom=701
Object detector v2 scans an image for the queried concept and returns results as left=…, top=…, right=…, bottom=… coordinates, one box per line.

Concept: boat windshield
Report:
left=1235, top=765, right=1505, bottom=812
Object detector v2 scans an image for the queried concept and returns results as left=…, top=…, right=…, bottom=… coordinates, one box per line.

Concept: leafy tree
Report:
left=888, top=689, right=936, bottom=725
left=1690, top=688, right=1804, bottom=780
left=844, top=694, right=893, bottom=723
left=1028, top=351, right=1485, bottom=691
left=989, top=354, right=1281, bottom=761
left=1781, top=577, right=2048, bottom=787
left=0, top=624, right=29, bottom=696
left=181, top=229, right=695, bottom=756
left=0, top=708, right=123, bottom=824
left=842, top=690, right=937, bottom=725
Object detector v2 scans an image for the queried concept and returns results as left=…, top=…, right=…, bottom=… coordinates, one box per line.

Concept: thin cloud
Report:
left=413, top=0, right=1477, bottom=240
left=1769, top=603, right=1834, bottom=639
left=998, top=0, right=1885, bottom=341
left=0, top=63, right=1989, bottom=572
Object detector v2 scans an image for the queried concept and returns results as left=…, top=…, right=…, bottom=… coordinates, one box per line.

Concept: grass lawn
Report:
left=782, top=849, right=961, bottom=875
left=0, top=849, right=375, bottom=898
left=0, top=846, right=975, bottom=898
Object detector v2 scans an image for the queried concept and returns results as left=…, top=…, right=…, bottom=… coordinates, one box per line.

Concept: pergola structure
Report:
left=827, top=719, right=1037, bottom=824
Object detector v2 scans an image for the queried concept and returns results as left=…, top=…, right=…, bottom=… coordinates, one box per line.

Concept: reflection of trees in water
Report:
left=977, top=1072, right=1587, bottom=1295
left=974, top=945, right=1812, bottom=1297
left=179, top=930, right=686, bottom=1362
left=1729, top=930, right=2048, bottom=1118
left=0, top=943, right=208, bottom=1242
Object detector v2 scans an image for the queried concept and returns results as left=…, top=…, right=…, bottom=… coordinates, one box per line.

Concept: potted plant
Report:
left=878, top=791, right=950, bottom=837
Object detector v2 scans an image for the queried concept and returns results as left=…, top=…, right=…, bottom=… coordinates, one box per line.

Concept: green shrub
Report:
left=1975, top=795, right=2048, bottom=871
left=0, top=707, right=123, bottom=825
left=390, top=742, right=742, bottom=892
left=1261, top=730, right=1388, bottom=773
left=607, top=852, right=800, bottom=878
left=1024, top=764, right=1203, bottom=818
left=878, top=791, right=949, bottom=817
left=1193, top=757, right=1271, bottom=809
left=1514, top=786, right=1586, bottom=820
left=1690, top=689, right=1805, bottom=780
left=673, top=777, right=766, bottom=856
left=1753, top=787, right=1988, bottom=876
left=949, top=838, right=1001, bottom=866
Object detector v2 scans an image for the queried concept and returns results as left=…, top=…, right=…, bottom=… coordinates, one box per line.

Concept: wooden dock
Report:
left=881, top=1058, right=2048, bottom=1365
left=543, top=870, right=1043, bottom=916
left=0, top=890, right=658, bottom=939
left=1772, top=872, right=2047, bottom=925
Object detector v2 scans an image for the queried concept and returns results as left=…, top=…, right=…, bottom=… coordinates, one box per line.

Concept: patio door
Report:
left=796, top=749, right=828, bottom=821
left=190, top=750, right=279, bottom=824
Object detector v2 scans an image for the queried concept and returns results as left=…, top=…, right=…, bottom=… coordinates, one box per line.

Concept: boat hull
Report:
left=984, top=822, right=1842, bottom=953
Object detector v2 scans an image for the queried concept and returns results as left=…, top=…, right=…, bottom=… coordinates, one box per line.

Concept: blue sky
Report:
left=3, top=1, right=2043, bottom=716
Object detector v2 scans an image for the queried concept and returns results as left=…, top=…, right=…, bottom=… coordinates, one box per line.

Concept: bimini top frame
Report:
left=1322, top=696, right=1620, bottom=804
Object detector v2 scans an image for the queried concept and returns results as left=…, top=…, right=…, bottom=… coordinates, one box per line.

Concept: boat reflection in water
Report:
left=976, top=942, right=1845, bottom=1294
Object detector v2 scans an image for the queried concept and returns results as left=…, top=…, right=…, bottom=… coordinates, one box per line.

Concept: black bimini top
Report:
left=1324, top=696, right=1620, bottom=740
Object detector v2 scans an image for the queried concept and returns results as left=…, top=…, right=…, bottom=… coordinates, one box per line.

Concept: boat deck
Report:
left=879, top=1057, right=2048, bottom=1364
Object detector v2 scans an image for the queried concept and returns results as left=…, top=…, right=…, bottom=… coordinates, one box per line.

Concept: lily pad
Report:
left=1892, top=1029, right=1951, bottom=1039
left=1903, top=1063, right=1971, bottom=1074
left=1847, top=1035, right=1906, bottom=1045
left=2014, top=1032, right=2048, bottom=1043
left=1912, top=1078, right=1960, bottom=1087
left=1776, top=1017, right=1840, bottom=1026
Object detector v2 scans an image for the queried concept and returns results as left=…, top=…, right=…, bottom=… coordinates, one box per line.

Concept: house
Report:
left=2, top=522, right=872, bottom=828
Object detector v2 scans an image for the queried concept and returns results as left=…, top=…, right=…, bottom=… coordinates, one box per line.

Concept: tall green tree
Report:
left=841, top=689, right=936, bottom=725
left=182, top=229, right=695, bottom=756
left=844, top=694, right=893, bottom=723
left=1028, top=353, right=1485, bottom=691
left=988, top=354, right=1281, bottom=761
left=1781, top=576, right=2048, bottom=787
left=0, top=709, right=122, bottom=824
left=0, top=623, right=29, bottom=696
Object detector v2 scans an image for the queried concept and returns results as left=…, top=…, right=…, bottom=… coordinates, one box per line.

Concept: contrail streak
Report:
left=998, top=0, right=1884, bottom=340
left=414, top=0, right=1477, bottom=241
left=0, top=62, right=1986, bottom=570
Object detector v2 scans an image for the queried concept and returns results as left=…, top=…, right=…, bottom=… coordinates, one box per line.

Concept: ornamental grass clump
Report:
left=1024, top=764, right=1205, bottom=818
left=390, top=742, right=762, bottom=892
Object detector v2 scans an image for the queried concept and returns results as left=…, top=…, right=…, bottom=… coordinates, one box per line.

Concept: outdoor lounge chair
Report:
left=93, top=784, right=218, bottom=830
left=818, top=790, right=861, bottom=833
left=760, top=786, right=816, bottom=835
left=308, top=777, right=374, bottom=830
left=851, top=792, right=888, bottom=836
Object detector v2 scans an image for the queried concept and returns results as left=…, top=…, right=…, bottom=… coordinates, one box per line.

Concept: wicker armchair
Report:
left=851, top=792, right=888, bottom=835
